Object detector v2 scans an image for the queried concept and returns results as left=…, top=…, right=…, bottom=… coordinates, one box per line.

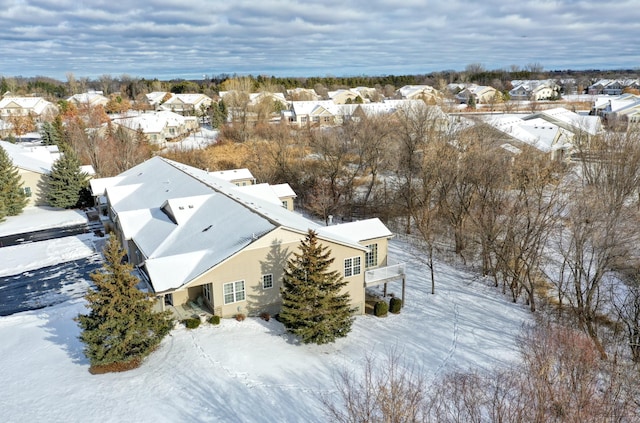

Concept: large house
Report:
left=90, top=157, right=400, bottom=318
left=0, top=96, right=58, bottom=122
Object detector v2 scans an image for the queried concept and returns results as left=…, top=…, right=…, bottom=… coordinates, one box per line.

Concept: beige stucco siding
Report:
left=180, top=227, right=367, bottom=318
left=18, top=168, right=46, bottom=206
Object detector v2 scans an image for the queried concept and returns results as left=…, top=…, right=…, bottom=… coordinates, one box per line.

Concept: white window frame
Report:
left=344, top=256, right=361, bottom=277
left=365, top=244, right=378, bottom=269
left=262, top=274, right=273, bottom=289
left=223, top=280, right=245, bottom=304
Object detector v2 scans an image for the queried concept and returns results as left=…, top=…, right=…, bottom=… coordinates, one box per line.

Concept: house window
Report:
left=164, top=293, right=173, bottom=306
left=281, top=200, right=288, bottom=208
left=301, top=116, right=308, bottom=123
left=23, top=187, right=32, bottom=197
left=344, top=256, right=361, bottom=277
left=223, top=280, right=245, bottom=304
left=365, top=244, right=378, bottom=268
left=262, top=274, right=273, bottom=289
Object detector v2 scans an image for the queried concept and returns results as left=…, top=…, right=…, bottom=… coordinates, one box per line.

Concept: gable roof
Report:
left=98, top=157, right=371, bottom=292
left=0, top=140, right=59, bottom=174
left=0, top=96, right=56, bottom=115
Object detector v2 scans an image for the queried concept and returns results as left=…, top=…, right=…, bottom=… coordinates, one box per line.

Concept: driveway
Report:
left=0, top=223, right=91, bottom=248
left=0, top=254, right=103, bottom=316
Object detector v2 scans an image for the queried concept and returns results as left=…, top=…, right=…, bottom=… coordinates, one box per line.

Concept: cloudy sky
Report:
left=1, top=0, right=639, bottom=80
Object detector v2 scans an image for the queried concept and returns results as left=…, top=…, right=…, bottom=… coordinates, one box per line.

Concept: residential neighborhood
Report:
left=1, top=68, right=639, bottom=422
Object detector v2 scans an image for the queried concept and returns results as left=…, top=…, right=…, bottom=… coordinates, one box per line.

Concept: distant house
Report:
left=287, top=100, right=341, bottom=126
left=592, top=94, right=640, bottom=128
left=90, top=157, right=401, bottom=318
left=111, top=111, right=199, bottom=145
left=509, top=80, right=559, bottom=101
left=522, top=107, right=603, bottom=136
left=286, top=88, right=320, bottom=101
left=397, top=85, right=440, bottom=103
left=160, top=93, right=213, bottom=116
left=145, top=92, right=170, bottom=108
left=67, top=91, right=109, bottom=108
left=482, top=114, right=574, bottom=161
left=0, top=96, right=58, bottom=122
left=454, top=85, right=497, bottom=104
left=248, top=92, right=288, bottom=109
left=587, top=79, right=632, bottom=96
left=327, top=89, right=362, bottom=104
left=285, top=99, right=447, bottom=128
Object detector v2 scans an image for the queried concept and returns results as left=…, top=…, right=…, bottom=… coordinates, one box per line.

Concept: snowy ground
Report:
left=0, top=206, right=87, bottom=237
left=162, top=127, right=219, bottom=152
left=0, top=217, right=532, bottom=423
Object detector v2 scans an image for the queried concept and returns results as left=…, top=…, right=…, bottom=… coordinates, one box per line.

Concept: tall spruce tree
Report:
left=0, top=145, right=28, bottom=221
left=45, top=146, right=89, bottom=208
left=40, top=121, right=62, bottom=146
left=279, top=230, right=354, bottom=344
left=76, top=236, right=173, bottom=372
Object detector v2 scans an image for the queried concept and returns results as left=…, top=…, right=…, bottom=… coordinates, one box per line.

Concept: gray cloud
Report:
left=0, top=0, right=638, bottom=79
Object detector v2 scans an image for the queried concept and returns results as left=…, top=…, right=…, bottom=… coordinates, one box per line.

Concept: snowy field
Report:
left=0, top=224, right=532, bottom=423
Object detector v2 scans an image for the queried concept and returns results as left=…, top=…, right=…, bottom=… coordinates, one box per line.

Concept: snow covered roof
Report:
left=209, top=168, right=254, bottom=183
left=97, top=157, right=376, bottom=292
left=318, top=218, right=393, bottom=243
left=89, top=176, right=126, bottom=196
left=234, top=183, right=291, bottom=206
left=67, top=92, right=108, bottom=105
left=270, top=183, right=297, bottom=198
left=0, top=96, right=57, bottom=115
left=0, top=140, right=59, bottom=174
left=483, top=116, right=569, bottom=153
left=112, top=110, right=187, bottom=134
left=523, top=107, right=602, bottom=136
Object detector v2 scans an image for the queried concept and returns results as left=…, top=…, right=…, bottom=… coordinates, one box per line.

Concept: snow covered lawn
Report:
left=0, top=240, right=531, bottom=423
left=0, top=206, right=87, bottom=237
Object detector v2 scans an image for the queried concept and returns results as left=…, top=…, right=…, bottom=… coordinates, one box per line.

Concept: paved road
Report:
left=0, top=223, right=91, bottom=248
left=0, top=254, right=103, bottom=316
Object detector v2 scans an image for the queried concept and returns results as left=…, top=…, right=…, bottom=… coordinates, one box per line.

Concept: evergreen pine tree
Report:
left=76, top=236, right=173, bottom=372
left=45, top=146, right=89, bottom=209
left=0, top=145, right=28, bottom=220
left=40, top=121, right=62, bottom=146
left=279, top=230, right=354, bottom=344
